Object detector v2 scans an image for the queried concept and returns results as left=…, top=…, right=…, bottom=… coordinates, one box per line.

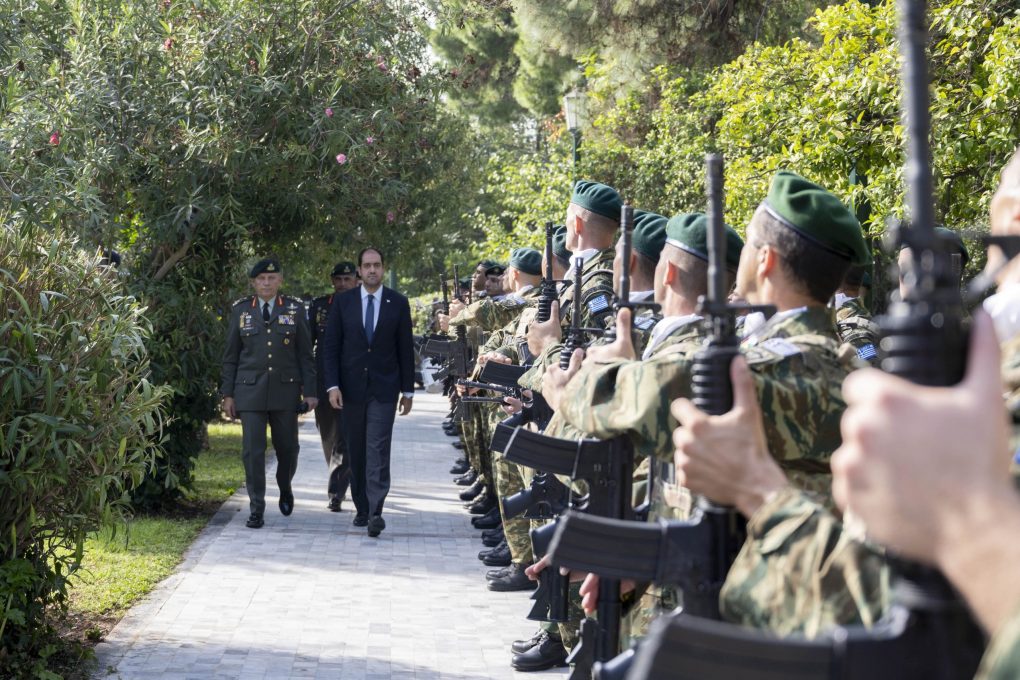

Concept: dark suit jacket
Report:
left=322, top=285, right=414, bottom=404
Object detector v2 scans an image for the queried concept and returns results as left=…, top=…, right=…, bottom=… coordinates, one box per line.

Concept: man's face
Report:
left=612, top=236, right=625, bottom=292
left=332, top=274, right=357, bottom=292
left=734, top=219, right=762, bottom=304
left=485, top=274, right=503, bottom=295
left=252, top=272, right=283, bottom=300
left=472, top=265, right=486, bottom=291
left=564, top=203, right=580, bottom=251
left=359, top=250, right=384, bottom=288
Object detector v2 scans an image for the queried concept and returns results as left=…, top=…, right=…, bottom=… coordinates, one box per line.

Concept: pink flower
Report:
left=325, top=107, right=334, bottom=118
left=376, top=58, right=388, bottom=73
left=365, top=136, right=375, bottom=145
left=335, top=153, right=347, bottom=165
left=163, top=37, right=173, bottom=50
left=386, top=211, right=396, bottom=223
left=49, top=131, right=60, bottom=146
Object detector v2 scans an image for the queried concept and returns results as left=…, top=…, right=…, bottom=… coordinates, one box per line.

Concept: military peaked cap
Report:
left=331, top=261, right=356, bottom=277
left=249, top=258, right=282, bottom=278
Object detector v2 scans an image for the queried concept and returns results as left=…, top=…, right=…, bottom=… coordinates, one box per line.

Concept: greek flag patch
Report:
left=587, top=295, right=611, bottom=315
left=856, top=344, right=878, bottom=361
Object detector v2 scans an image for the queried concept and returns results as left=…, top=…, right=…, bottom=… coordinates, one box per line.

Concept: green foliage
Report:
left=475, top=0, right=1020, bottom=265
left=1, top=0, right=481, bottom=507
left=0, top=223, right=168, bottom=676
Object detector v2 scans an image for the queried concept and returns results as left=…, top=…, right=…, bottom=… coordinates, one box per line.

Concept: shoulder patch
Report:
left=586, top=294, right=612, bottom=315
left=856, top=343, right=878, bottom=362
left=759, top=338, right=802, bottom=358
left=634, top=315, right=657, bottom=331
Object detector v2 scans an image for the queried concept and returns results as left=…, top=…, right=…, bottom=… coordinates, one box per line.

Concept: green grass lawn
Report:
left=62, top=422, right=245, bottom=637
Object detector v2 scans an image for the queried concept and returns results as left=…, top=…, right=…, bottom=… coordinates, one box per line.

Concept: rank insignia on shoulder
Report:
left=634, top=316, right=656, bottom=331
left=587, top=295, right=611, bottom=315
left=856, top=344, right=878, bottom=361
left=277, top=314, right=295, bottom=325
left=759, top=338, right=802, bottom=358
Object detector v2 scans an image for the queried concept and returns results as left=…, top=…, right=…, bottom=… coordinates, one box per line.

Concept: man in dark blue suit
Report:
left=322, top=247, right=415, bottom=537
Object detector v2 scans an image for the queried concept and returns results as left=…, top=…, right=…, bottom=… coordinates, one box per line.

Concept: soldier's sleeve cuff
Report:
left=745, top=485, right=809, bottom=541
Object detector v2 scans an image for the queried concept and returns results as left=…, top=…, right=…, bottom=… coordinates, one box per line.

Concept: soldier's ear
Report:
left=758, top=244, right=777, bottom=278
left=572, top=213, right=583, bottom=235
left=663, top=260, right=677, bottom=287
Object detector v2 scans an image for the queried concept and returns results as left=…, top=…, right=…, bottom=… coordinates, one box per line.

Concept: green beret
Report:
left=331, top=261, right=356, bottom=277
left=571, top=180, right=623, bottom=223
left=631, top=209, right=668, bottom=261
left=763, top=171, right=871, bottom=266
left=478, top=258, right=500, bottom=270
left=552, top=225, right=570, bottom=261
left=510, top=247, right=542, bottom=276
left=457, top=276, right=471, bottom=289
left=249, top=257, right=282, bottom=278
left=665, top=213, right=744, bottom=272
left=484, top=263, right=506, bottom=276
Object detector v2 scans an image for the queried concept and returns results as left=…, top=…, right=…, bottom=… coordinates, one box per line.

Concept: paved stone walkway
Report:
left=95, top=392, right=568, bottom=679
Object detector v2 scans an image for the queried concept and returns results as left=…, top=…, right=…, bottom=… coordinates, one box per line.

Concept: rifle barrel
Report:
left=705, top=154, right=727, bottom=305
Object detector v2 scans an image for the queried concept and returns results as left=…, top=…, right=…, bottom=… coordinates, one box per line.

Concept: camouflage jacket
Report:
left=451, top=290, right=536, bottom=334
left=719, top=486, right=889, bottom=637
left=976, top=604, right=1020, bottom=680
left=559, top=247, right=617, bottom=332
left=558, top=306, right=849, bottom=477
left=834, top=297, right=880, bottom=366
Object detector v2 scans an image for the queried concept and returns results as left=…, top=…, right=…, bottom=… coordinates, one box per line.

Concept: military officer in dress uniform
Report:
left=221, top=258, right=317, bottom=528
left=309, top=261, right=359, bottom=511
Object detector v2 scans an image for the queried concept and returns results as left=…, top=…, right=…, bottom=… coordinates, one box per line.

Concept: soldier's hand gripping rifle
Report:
left=621, top=5, right=985, bottom=678
left=503, top=427, right=637, bottom=679
left=602, top=205, right=662, bottom=344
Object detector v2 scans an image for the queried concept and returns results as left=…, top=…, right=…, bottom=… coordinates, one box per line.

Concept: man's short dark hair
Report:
left=358, top=246, right=384, bottom=266
left=755, top=208, right=851, bottom=304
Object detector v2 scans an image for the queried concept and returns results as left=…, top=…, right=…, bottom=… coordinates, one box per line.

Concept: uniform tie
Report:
left=262, top=301, right=271, bottom=324
left=365, top=293, right=375, bottom=344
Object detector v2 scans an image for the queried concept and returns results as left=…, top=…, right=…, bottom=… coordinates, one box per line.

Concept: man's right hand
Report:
left=328, top=388, right=344, bottom=410
left=527, top=301, right=562, bottom=356
left=222, top=396, right=237, bottom=420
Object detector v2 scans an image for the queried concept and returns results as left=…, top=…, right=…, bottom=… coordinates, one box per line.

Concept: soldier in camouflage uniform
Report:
left=308, top=261, right=358, bottom=511
left=553, top=172, right=869, bottom=657
left=833, top=264, right=881, bottom=367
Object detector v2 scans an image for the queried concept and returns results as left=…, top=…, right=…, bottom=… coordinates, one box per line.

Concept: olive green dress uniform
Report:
left=221, top=293, right=316, bottom=516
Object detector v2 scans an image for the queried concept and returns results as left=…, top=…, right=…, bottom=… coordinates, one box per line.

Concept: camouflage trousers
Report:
left=621, top=584, right=680, bottom=649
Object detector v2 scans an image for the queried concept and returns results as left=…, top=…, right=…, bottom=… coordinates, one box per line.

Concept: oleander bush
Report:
left=0, top=222, right=169, bottom=677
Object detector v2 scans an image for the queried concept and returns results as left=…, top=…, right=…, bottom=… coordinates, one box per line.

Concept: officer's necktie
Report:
left=262, top=301, right=270, bottom=324
left=364, top=293, right=375, bottom=344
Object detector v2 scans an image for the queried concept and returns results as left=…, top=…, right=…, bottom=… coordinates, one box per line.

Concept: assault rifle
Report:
left=602, top=205, right=661, bottom=344
left=537, top=221, right=564, bottom=324
left=560, top=255, right=608, bottom=370
left=503, top=428, right=636, bottom=679
left=527, top=519, right=571, bottom=623
left=624, top=3, right=985, bottom=678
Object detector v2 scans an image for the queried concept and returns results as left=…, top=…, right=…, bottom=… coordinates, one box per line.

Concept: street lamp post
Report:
left=563, top=86, right=588, bottom=174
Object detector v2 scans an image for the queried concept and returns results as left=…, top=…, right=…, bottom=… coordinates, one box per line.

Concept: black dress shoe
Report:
left=510, top=632, right=568, bottom=671
left=511, top=630, right=548, bottom=654
left=279, top=491, right=294, bottom=517
left=486, top=565, right=513, bottom=581
left=488, top=562, right=536, bottom=590
left=471, top=507, right=502, bottom=530
left=327, top=498, right=342, bottom=512
left=452, top=441, right=466, bottom=450
left=367, top=515, right=386, bottom=538
left=482, top=543, right=512, bottom=567
left=353, top=514, right=369, bottom=527
left=478, top=538, right=507, bottom=561
left=481, top=529, right=505, bottom=547
left=245, top=513, right=264, bottom=529
left=454, top=470, right=478, bottom=486
left=458, top=478, right=484, bottom=500
left=450, top=459, right=470, bottom=474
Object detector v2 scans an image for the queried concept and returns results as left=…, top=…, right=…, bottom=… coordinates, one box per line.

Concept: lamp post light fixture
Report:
left=563, top=85, right=588, bottom=172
